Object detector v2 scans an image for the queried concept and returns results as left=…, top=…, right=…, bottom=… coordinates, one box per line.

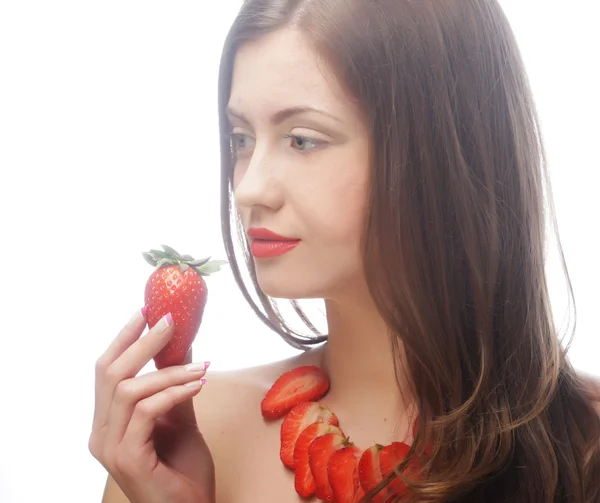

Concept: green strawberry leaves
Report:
left=143, top=245, right=228, bottom=276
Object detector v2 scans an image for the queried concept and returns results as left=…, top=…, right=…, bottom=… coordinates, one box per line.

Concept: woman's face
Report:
left=228, top=28, right=371, bottom=300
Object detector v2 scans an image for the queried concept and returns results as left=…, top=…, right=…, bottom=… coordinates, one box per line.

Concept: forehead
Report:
left=228, top=28, right=350, bottom=119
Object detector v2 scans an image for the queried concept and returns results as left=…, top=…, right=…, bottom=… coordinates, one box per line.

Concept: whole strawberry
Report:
left=142, top=244, right=226, bottom=369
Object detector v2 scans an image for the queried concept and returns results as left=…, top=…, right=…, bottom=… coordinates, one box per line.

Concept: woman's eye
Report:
left=284, top=133, right=320, bottom=151
left=229, top=132, right=255, bottom=153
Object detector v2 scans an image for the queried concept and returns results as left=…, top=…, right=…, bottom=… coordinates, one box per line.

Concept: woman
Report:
left=90, top=1, right=600, bottom=502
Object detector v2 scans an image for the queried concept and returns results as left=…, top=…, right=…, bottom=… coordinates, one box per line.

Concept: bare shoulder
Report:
left=194, top=349, right=318, bottom=419
left=192, top=348, right=322, bottom=498
left=193, top=346, right=323, bottom=425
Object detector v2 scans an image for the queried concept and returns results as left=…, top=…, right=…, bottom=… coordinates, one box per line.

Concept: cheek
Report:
left=232, top=164, right=243, bottom=191
left=231, top=166, right=249, bottom=221
left=295, top=157, right=369, bottom=245
left=280, top=167, right=368, bottom=299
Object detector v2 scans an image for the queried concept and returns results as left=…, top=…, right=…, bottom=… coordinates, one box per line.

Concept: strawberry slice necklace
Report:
left=260, top=365, right=429, bottom=502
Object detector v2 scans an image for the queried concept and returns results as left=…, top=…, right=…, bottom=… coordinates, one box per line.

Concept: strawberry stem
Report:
left=142, top=244, right=228, bottom=276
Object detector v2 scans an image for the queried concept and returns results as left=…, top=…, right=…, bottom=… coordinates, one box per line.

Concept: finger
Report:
left=122, top=379, right=205, bottom=449
left=93, top=308, right=147, bottom=427
left=100, top=308, right=148, bottom=367
left=105, top=363, right=208, bottom=447
left=109, top=313, right=174, bottom=382
left=165, top=347, right=207, bottom=425
left=95, top=313, right=173, bottom=434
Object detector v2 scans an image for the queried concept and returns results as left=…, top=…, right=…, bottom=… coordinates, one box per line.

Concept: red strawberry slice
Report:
left=308, top=432, right=349, bottom=502
left=356, top=485, right=366, bottom=502
left=380, top=442, right=411, bottom=498
left=143, top=245, right=226, bottom=369
left=328, top=445, right=365, bottom=503
left=294, top=422, right=344, bottom=498
left=281, top=402, right=339, bottom=468
left=358, top=444, right=388, bottom=502
left=261, top=366, right=330, bottom=420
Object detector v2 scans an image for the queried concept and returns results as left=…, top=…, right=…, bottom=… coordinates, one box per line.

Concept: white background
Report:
left=0, top=1, right=598, bottom=502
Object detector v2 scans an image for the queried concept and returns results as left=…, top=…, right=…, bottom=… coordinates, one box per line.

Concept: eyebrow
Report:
left=225, top=105, right=342, bottom=126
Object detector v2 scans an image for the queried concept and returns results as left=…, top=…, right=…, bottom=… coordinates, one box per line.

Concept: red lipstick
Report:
left=247, top=227, right=301, bottom=258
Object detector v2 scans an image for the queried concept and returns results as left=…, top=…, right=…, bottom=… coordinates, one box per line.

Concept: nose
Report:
left=233, top=148, right=283, bottom=212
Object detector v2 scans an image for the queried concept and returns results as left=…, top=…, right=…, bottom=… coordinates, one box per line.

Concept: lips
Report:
left=247, top=227, right=301, bottom=258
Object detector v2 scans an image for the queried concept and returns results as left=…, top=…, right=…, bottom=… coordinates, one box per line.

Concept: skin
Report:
left=227, top=27, right=412, bottom=429
left=98, top=27, right=600, bottom=503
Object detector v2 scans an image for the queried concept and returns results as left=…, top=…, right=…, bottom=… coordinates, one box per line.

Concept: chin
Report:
left=254, top=266, right=327, bottom=300
left=251, top=251, right=362, bottom=300
left=258, top=280, right=322, bottom=300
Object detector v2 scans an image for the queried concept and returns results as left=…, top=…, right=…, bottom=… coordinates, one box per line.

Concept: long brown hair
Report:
left=217, top=1, right=600, bottom=501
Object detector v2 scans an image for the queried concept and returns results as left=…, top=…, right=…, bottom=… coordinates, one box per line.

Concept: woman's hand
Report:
left=89, top=309, right=215, bottom=503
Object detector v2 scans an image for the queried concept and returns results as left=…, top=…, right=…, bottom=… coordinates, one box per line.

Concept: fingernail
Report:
left=157, top=312, right=173, bottom=331
left=184, top=378, right=205, bottom=388
left=128, top=307, right=145, bottom=326
left=185, top=362, right=208, bottom=372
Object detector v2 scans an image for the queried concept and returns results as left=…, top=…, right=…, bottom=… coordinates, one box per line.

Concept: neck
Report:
left=318, top=289, right=413, bottom=412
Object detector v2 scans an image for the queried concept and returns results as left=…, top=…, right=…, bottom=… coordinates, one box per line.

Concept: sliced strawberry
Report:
left=355, top=485, right=366, bottom=503
left=309, top=432, right=348, bottom=501
left=294, top=422, right=344, bottom=498
left=379, top=442, right=411, bottom=498
left=358, top=444, right=388, bottom=502
left=281, top=402, right=339, bottom=469
left=261, top=366, right=330, bottom=420
left=328, top=444, right=364, bottom=503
